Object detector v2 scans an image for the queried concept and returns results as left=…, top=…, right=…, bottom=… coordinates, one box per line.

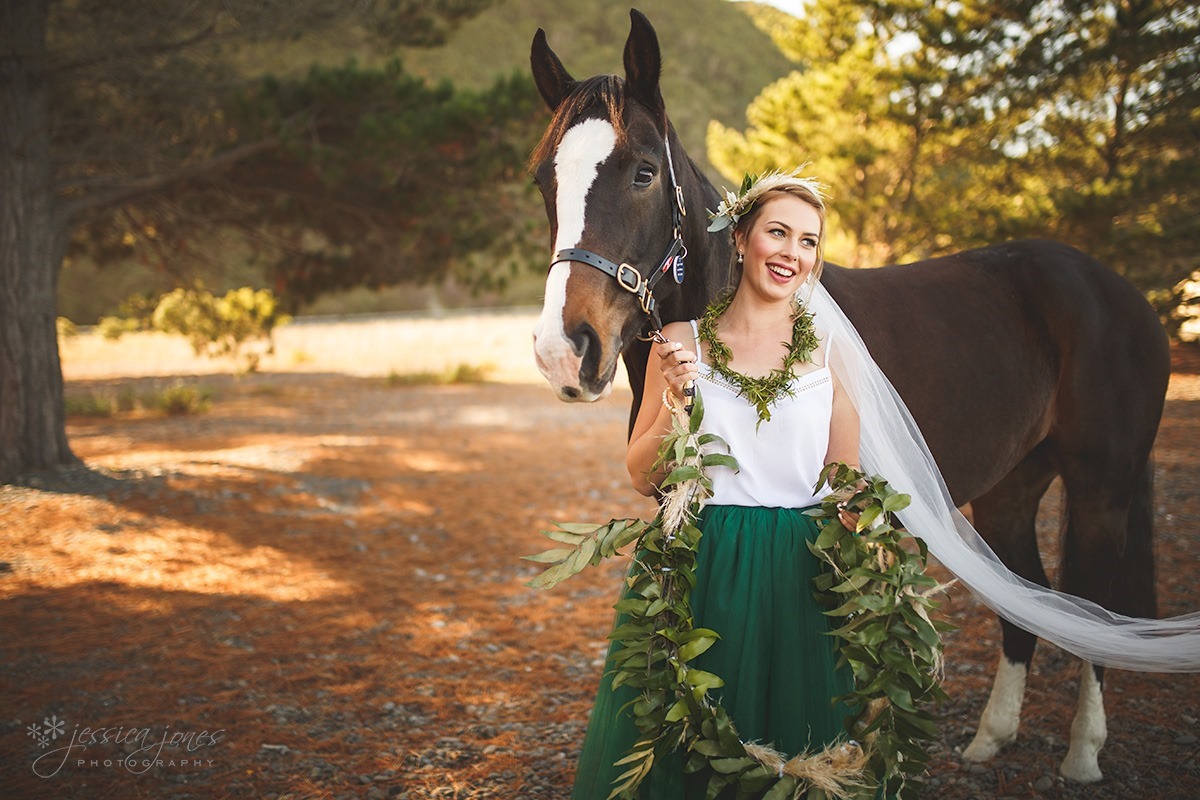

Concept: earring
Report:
left=736, top=252, right=744, bottom=264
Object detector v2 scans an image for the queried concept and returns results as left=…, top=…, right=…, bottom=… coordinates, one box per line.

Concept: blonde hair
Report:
left=729, top=171, right=829, bottom=286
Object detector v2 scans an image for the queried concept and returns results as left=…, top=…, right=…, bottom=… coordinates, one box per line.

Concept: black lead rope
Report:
left=548, top=135, right=694, bottom=411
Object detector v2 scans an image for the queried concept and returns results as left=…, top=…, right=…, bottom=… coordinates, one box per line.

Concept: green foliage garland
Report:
left=696, top=292, right=820, bottom=426
left=524, top=395, right=952, bottom=800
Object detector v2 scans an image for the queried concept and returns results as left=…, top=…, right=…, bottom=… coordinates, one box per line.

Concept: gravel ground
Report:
left=2, top=358, right=1198, bottom=799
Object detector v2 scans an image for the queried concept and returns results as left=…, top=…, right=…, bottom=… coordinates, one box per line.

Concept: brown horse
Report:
left=528, top=9, right=1170, bottom=784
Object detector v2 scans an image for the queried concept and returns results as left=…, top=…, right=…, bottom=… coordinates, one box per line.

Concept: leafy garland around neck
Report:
left=697, top=291, right=820, bottom=426
left=523, top=395, right=953, bottom=800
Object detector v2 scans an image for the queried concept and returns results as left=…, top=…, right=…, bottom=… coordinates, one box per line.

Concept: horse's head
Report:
left=528, top=10, right=697, bottom=402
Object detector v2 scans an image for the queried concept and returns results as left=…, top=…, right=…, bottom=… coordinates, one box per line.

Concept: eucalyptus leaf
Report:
left=661, top=465, right=703, bottom=487
left=814, top=522, right=843, bottom=549
left=541, top=528, right=587, bottom=545
left=664, top=699, right=689, bottom=722
left=692, top=738, right=726, bottom=757
left=553, top=521, right=605, bottom=535
left=704, top=772, right=731, bottom=800
left=520, top=548, right=574, bottom=564
left=710, top=756, right=754, bottom=774
left=856, top=505, right=883, bottom=532
left=677, top=635, right=717, bottom=662
left=762, top=775, right=799, bottom=800
left=525, top=560, right=578, bottom=589
left=700, top=453, right=739, bottom=471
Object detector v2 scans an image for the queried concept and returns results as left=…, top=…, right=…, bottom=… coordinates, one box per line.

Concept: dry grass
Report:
left=59, top=308, right=633, bottom=390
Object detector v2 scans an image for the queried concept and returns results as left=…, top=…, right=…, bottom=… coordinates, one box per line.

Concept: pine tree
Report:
left=0, top=0, right=533, bottom=482
left=710, top=0, right=1197, bottom=295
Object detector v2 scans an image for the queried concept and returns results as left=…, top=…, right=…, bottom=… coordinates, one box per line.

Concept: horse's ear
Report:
left=623, top=9, right=664, bottom=118
left=530, top=28, right=575, bottom=112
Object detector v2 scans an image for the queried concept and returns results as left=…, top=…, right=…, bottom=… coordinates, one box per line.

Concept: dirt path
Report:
left=2, top=362, right=1199, bottom=799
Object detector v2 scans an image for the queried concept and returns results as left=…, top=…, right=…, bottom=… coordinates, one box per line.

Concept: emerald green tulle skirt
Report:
left=571, top=504, right=856, bottom=800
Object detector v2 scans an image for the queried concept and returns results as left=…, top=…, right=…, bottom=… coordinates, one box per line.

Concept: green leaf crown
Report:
left=706, top=168, right=828, bottom=233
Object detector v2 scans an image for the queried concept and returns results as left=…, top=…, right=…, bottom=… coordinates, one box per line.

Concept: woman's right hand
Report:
left=656, top=339, right=698, bottom=403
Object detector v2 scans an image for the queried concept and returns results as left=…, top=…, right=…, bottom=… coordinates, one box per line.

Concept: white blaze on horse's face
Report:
left=532, top=117, right=618, bottom=401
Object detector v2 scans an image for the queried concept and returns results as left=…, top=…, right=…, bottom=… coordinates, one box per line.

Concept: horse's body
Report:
left=528, top=10, right=1170, bottom=783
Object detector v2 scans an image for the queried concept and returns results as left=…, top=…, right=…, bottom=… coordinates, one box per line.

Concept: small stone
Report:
left=366, top=789, right=386, bottom=800
left=967, top=763, right=989, bottom=775
left=1176, top=734, right=1198, bottom=745
left=357, top=774, right=373, bottom=784
left=1034, top=775, right=1054, bottom=791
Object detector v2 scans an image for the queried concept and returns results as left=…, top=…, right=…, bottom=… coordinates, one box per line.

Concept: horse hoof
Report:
left=962, top=735, right=1007, bottom=763
left=1059, top=754, right=1103, bottom=783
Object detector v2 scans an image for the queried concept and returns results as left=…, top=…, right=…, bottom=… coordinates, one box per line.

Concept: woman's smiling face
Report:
left=735, top=193, right=822, bottom=301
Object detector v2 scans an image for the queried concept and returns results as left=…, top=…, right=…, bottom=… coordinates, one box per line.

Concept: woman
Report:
left=572, top=174, right=863, bottom=798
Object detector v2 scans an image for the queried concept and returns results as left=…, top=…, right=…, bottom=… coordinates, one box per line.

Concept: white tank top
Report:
left=690, top=320, right=835, bottom=508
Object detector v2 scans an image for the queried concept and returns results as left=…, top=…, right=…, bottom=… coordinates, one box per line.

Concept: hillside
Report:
left=400, top=0, right=794, bottom=178
left=57, top=2, right=794, bottom=322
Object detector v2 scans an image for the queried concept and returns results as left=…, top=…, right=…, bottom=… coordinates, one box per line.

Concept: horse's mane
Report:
left=527, top=75, right=628, bottom=171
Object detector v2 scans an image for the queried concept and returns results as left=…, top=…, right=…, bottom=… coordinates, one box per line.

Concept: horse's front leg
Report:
left=1060, top=663, right=1106, bottom=782
left=963, top=626, right=1034, bottom=762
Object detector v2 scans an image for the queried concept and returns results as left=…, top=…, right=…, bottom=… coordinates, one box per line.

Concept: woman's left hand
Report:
left=837, top=502, right=861, bottom=531
left=834, top=476, right=868, bottom=531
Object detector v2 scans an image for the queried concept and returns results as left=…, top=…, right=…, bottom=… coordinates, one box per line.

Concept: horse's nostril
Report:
left=569, top=323, right=600, bottom=359
left=562, top=386, right=581, bottom=399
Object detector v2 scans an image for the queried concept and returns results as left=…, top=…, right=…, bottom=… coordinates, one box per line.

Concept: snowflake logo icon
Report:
left=43, top=715, right=66, bottom=740
left=26, top=721, right=48, bottom=748
left=25, top=715, right=66, bottom=749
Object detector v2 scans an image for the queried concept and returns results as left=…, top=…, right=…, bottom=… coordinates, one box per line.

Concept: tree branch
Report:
left=50, top=20, right=218, bottom=75
left=59, top=138, right=278, bottom=222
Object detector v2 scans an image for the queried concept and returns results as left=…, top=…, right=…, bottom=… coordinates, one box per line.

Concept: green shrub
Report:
left=56, top=317, right=79, bottom=338
left=152, top=286, right=290, bottom=372
left=64, top=382, right=213, bottom=418
left=96, top=293, right=160, bottom=339
left=155, top=383, right=213, bottom=416
left=98, top=286, right=290, bottom=371
left=64, top=392, right=118, bottom=417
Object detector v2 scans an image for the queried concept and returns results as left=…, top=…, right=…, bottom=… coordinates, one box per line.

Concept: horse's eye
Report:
left=634, top=165, right=655, bottom=187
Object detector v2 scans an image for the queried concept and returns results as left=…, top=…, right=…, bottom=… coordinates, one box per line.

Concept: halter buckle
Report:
left=616, top=263, right=643, bottom=294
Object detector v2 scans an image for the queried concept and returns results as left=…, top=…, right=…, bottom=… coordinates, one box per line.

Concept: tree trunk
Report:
left=0, top=0, right=76, bottom=483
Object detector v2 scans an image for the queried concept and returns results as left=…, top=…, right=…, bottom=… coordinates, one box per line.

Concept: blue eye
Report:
left=802, top=237, right=818, bottom=248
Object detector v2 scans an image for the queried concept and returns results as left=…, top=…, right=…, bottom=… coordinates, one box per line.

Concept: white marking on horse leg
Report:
left=532, top=118, right=617, bottom=400
left=963, top=656, right=1027, bottom=762
left=1060, top=663, right=1106, bottom=782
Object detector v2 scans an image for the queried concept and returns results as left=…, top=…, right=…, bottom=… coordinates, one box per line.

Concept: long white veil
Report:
left=809, top=282, right=1200, bottom=673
